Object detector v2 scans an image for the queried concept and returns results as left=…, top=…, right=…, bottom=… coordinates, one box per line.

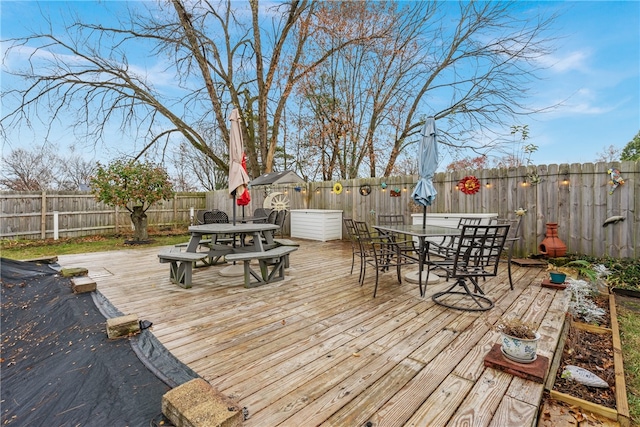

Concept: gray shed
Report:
left=249, top=170, right=305, bottom=186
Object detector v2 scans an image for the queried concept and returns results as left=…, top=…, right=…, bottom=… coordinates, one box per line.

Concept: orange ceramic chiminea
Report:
left=539, top=223, right=567, bottom=257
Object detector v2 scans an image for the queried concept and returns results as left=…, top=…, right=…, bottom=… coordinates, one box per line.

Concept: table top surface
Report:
left=374, top=224, right=460, bottom=237
left=188, top=223, right=279, bottom=234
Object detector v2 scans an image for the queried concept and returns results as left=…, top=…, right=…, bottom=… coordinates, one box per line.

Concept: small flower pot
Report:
left=549, top=271, right=567, bottom=284
left=500, top=332, right=541, bottom=364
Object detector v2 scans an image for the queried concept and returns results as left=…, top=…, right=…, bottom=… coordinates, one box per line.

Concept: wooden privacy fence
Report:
left=208, top=161, right=638, bottom=259
left=1, top=161, right=637, bottom=259
left=0, top=192, right=207, bottom=240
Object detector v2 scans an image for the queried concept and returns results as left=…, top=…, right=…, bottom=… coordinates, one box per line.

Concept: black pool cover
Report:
left=1, top=258, right=198, bottom=426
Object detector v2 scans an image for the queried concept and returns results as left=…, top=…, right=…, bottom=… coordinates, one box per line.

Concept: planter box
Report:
left=545, top=294, right=630, bottom=426
left=290, top=209, right=343, bottom=242
left=411, top=212, right=498, bottom=227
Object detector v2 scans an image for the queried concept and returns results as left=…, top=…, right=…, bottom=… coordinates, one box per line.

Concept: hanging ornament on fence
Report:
left=458, top=175, right=481, bottom=195
left=332, top=182, right=343, bottom=194
left=607, top=168, right=624, bottom=194
left=359, top=184, right=371, bottom=196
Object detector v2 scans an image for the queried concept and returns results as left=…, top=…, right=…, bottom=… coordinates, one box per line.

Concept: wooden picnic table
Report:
left=186, top=223, right=279, bottom=253
left=159, top=223, right=297, bottom=288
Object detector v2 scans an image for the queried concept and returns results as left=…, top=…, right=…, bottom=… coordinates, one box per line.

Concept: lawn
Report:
left=1, top=229, right=189, bottom=259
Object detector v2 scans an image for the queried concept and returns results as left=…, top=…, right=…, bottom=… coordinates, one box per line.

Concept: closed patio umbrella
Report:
left=236, top=153, right=251, bottom=218
left=411, top=116, right=439, bottom=229
left=229, top=108, right=250, bottom=225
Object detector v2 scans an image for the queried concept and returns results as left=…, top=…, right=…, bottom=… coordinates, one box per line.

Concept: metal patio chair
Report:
left=430, top=224, right=509, bottom=311
left=204, top=210, right=229, bottom=224
left=490, top=216, right=522, bottom=290
left=252, top=208, right=271, bottom=223
left=267, top=209, right=278, bottom=225
left=428, top=217, right=483, bottom=260
left=275, top=210, right=287, bottom=237
left=377, top=214, right=417, bottom=258
left=343, top=218, right=365, bottom=282
left=355, top=220, right=419, bottom=298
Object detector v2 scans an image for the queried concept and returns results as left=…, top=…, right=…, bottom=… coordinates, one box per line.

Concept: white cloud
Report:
left=537, top=50, right=590, bottom=73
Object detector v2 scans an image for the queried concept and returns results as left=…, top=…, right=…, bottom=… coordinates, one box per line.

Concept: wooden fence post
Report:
left=40, top=191, right=46, bottom=239
left=173, top=193, right=178, bottom=228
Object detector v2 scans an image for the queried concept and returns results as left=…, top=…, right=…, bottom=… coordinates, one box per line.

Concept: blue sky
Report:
left=1, top=1, right=639, bottom=169
left=524, top=1, right=639, bottom=165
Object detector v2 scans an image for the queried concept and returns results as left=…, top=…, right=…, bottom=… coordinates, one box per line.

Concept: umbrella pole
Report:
left=423, top=206, right=427, bottom=229
left=232, top=189, right=237, bottom=226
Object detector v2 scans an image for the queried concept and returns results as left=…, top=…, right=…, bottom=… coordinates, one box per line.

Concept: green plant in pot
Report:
left=549, top=270, right=567, bottom=284
left=564, top=259, right=598, bottom=283
left=496, top=318, right=540, bottom=364
left=549, top=259, right=598, bottom=284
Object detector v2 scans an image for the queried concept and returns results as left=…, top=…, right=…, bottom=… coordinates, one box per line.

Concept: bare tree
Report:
left=168, top=140, right=227, bottom=192
left=57, top=154, right=98, bottom=191
left=0, top=146, right=60, bottom=191
left=0, top=145, right=98, bottom=191
left=296, top=1, right=557, bottom=177
left=595, top=145, right=622, bottom=163
left=2, top=0, right=378, bottom=181
left=2, top=1, right=557, bottom=181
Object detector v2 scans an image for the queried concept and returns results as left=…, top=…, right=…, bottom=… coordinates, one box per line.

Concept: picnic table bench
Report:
left=174, top=241, right=234, bottom=266
left=224, top=245, right=298, bottom=288
left=158, top=251, right=209, bottom=289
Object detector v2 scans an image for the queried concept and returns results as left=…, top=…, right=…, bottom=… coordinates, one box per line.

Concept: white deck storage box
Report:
left=411, top=212, right=498, bottom=227
left=290, top=209, right=343, bottom=241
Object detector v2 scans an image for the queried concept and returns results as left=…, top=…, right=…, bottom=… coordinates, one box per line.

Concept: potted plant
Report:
left=564, top=259, right=598, bottom=283
left=548, top=259, right=599, bottom=285
left=496, top=318, right=540, bottom=364
left=549, top=270, right=567, bottom=284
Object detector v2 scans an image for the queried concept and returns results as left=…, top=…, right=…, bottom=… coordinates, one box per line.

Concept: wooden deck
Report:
left=56, top=239, right=569, bottom=427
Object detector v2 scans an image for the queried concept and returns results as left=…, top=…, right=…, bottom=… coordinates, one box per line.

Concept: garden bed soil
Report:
left=541, top=292, right=630, bottom=426
left=552, top=324, right=616, bottom=409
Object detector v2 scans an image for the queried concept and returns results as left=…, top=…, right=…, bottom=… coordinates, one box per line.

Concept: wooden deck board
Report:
left=56, top=239, right=566, bottom=427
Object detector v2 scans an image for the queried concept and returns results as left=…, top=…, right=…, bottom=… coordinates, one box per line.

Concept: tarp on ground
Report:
left=0, top=258, right=198, bottom=426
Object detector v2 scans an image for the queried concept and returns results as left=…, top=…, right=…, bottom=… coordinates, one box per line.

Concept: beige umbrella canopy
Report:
left=228, top=108, right=250, bottom=197
left=228, top=108, right=251, bottom=225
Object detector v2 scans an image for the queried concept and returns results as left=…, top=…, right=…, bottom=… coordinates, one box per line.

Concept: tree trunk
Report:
left=130, top=205, right=149, bottom=242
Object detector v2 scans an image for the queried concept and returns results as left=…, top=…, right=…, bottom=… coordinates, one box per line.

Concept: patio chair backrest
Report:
left=267, top=209, right=278, bottom=224
left=450, top=224, right=510, bottom=280
left=378, top=214, right=405, bottom=226
left=353, top=221, right=375, bottom=257
left=343, top=218, right=364, bottom=277
left=491, top=216, right=522, bottom=242
left=276, top=210, right=287, bottom=228
left=195, top=210, right=207, bottom=224
left=204, top=210, right=229, bottom=224
left=253, top=208, right=271, bottom=223
left=457, top=217, right=483, bottom=228
left=489, top=216, right=522, bottom=290
left=343, top=218, right=356, bottom=236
